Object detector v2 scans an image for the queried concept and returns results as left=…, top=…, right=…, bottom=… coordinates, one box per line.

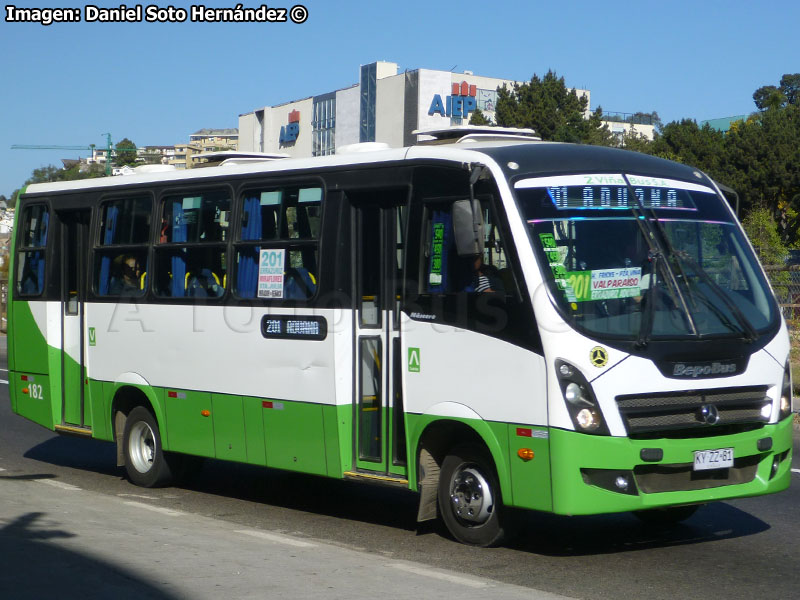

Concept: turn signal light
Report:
left=517, top=448, right=535, bottom=461
left=201, top=410, right=211, bottom=417
left=22, top=388, right=29, bottom=394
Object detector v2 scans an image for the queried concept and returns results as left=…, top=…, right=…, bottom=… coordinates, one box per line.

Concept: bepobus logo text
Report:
left=672, top=362, right=737, bottom=377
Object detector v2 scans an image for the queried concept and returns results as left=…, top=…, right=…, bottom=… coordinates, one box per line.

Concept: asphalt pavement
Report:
left=0, top=471, right=572, bottom=600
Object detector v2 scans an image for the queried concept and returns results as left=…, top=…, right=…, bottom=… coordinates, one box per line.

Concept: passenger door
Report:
left=58, top=209, right=92, bottom=431
left=351, top=191, right=408, bottom=478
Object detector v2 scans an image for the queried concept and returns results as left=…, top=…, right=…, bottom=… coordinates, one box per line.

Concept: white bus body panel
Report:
left=401, top=319, right=547, bottom=426
left=84, top=304, right=340, bottom=405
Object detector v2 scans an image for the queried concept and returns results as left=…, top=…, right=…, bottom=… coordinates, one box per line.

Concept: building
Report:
left=140, top=145, right=176, bottom=164
left=164, top=130, right=239, bottom=169
left=169, top=142, right=200, bottom=170
left=601, top=112, right=656, bottom=141
left=239, top=61, right=591, bottom=157
left=189, top=128, right=239, bottom=152
left=699, top=115, right=751, bottom=134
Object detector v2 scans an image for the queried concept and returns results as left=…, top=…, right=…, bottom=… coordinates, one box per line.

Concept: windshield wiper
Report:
left=622, top=175, right=697, bottom=346
left=669, top=249, right=758, bottom=342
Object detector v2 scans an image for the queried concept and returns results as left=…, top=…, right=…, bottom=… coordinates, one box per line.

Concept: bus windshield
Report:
left=515, top=173, right=778, bottom=341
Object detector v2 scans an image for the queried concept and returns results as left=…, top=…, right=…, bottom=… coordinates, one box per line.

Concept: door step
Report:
left=343, top=471, right=409, bottom=487
left=55, top=424, right=93, bottom=437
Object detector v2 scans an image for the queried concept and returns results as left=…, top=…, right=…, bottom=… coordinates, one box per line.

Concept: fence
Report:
left=764, top=265, right=800, bottom=318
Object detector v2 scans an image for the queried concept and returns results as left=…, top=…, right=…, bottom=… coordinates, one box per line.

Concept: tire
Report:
left=122, top=406, right=174, bottom=488
left=634, top=504, right=701, bottom=525
left=438, top=445, right=507, bottom=547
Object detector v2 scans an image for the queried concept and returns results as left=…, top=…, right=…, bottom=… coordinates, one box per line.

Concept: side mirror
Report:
left=452, top=199, right=484, bottom=257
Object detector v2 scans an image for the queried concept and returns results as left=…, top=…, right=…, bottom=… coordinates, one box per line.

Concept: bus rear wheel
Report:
left=122, top=406, right=174, bottom=488
left=438, top=445, right=507, bottom=547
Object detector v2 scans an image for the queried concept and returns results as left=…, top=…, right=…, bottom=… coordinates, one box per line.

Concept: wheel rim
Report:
left=449, top=465, right=494, bottom=525
left=128, top=421, right=156, bottom=474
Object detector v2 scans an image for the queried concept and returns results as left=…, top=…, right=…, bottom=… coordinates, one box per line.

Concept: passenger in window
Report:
left=110, top=255, right=142, bottom=295
left=465, top=255, right=504, bottom=293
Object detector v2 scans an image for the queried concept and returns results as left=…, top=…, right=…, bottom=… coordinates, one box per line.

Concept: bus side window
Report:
left=16, top=204, right=50, bottom=297
left=421, top=200, right=516, bottom=296
left=155, top=190, right=229, bottom=299
left=95, top=196, right=151, bottom=297
left=234, top=185, right=321, bottom=300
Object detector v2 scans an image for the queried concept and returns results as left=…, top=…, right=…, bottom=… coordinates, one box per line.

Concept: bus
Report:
left=8, top=134, right=794, bottom=546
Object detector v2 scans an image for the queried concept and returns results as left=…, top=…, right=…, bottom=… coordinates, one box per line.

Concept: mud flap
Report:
left=416, top=448, right=441, bottom=522
left=115, top=411, right=127, bottom=467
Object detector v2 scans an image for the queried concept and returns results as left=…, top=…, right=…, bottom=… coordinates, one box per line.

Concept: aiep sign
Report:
left=429, top=82, right=477, bottom=118
left=279, top=109, right=300, bottom=144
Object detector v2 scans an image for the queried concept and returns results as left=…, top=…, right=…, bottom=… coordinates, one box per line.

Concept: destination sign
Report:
left=260, top=315, right=328, bottom=341
left=515, top=173, right=714, bottom=211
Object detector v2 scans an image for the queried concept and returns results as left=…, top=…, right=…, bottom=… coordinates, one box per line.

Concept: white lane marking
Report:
left=0, top=368, right=8, bottom=372
left=791, top=468, right=800, bottom=475
left=0, top=379, right=8, bottom=385
left=390, top=562, right=490, bottom=588
left=235, top=529, right=317, bottom=548
left=122, top=501, right=185, bottom=517
left=117, top=493, right=159, bottom=500
left=35, top=479, right=81, bottom=491
left=0, top=467, right=6, bottom=472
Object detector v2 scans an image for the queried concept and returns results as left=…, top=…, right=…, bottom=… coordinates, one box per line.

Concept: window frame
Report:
left=232, top=181, right=324, bottom=302
left=15, top=202, right=50, bottom=298
left=153, top=186, right=233, bottom=301
left=92, top=193, right=154, bottom=298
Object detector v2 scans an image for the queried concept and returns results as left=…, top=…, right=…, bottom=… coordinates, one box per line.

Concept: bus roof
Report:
left=21, top=141, right=712, bottom=196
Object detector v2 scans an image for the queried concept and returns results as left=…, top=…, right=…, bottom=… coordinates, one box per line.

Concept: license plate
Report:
left=693, top=448, right=734, bottom=471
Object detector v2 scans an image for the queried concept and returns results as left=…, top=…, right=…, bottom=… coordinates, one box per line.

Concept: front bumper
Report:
left=546, top=417, right=793, bottom=515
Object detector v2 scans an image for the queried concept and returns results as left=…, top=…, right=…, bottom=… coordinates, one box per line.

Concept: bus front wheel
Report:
left=438, top=445, right=507, bottom=547
left=122, top=406, right=173, bottom=488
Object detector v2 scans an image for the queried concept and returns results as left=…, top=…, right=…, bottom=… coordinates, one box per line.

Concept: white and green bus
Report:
left=9, top=134, right=794, bottom=546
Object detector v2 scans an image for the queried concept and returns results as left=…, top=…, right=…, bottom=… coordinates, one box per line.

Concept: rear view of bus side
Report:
left=9, top=138, right=794, bottom=546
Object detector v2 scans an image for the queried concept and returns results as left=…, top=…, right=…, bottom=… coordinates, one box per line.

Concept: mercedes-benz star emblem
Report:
left=697, top=404, right=720, bottom=425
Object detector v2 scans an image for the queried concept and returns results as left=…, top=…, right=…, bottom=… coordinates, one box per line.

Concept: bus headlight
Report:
left=576, top=408, right=601, bottom=431
left=779, top=362, right=793, bottom=420
left=555, top=359, right=609, bottom=435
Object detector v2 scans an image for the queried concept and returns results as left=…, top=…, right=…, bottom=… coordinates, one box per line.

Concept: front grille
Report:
left=633, top=455, right=761, bottom=493
left=616, top=386, right=770, bottom=436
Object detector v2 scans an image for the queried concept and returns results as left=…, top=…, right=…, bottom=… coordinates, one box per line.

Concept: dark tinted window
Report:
left=16, top=204, right=49, bottom=296
left=234, top=185, right=321, bottom=300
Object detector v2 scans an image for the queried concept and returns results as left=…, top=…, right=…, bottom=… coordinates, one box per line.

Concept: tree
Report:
left=631, top=111, right=662, bottom=130
left=741, top=208, right=791, bottom=300
left=469, top=109, right=492, bottom=126
left=115, top=138, right=138, bottom=166
left=780, top=73, right=800, bottom=106
left=494, top=70, right=613, bottom=145
left=753, top=74, right=800, bottom=110
left=616, top=126, right=653, bottom=153
left=742, top=206, right=790, bottom=264
left=10, top=162, right=106, bottom=207
left=722, top=105, right=800, bottom=240
left=648, top=119, right=726, bottom=174
left=753, top=85, right=786, bottom=111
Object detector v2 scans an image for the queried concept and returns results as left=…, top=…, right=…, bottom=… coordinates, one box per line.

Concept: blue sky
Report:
left=1, top=0, right=798, bottom=198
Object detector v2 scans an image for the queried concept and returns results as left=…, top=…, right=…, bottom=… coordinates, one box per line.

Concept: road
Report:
left=1, top=335, right=799, bottom=600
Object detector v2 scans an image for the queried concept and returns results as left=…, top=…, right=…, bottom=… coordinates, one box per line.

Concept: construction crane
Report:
left=12, top=134, right=114, bottom=176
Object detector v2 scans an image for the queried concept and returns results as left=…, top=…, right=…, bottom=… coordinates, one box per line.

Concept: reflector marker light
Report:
left=167, top=391, right=186, bottom=399
left=262, top=401, right=285, bottom=410
left=517, top=448, right=535, bottom=461
left=516, top=427, right=533, bottom=437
